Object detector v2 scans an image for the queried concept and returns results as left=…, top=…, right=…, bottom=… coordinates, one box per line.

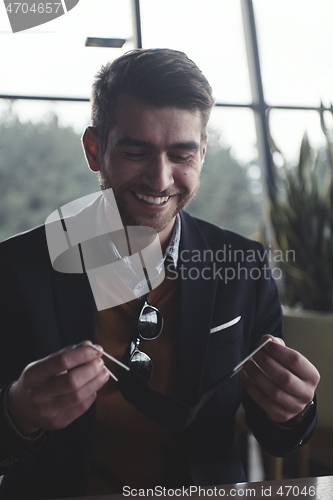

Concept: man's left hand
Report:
left=239, top=335, right=320, bottom=423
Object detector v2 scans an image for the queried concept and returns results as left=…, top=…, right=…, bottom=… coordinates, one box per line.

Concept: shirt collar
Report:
left=164, top=213, right=181, bottom=269
left=97, top=197, right=182, bottom=298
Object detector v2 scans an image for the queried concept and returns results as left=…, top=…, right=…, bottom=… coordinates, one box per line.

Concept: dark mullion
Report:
left=241, top=0, right=275, bottom=190
left=268, top=105, right=325, bottom=112
left=133, top=0, right=142, bottom=49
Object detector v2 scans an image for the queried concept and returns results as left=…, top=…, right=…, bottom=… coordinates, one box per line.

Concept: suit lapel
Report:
left=177, top=212, right=218, bottom=402
left=52, top=270, right=96, bottom=347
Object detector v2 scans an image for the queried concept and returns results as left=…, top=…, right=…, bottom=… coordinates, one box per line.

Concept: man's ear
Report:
left=82, top=126, right=101, bottom=173
left=201, top=133, right=208, bottom=164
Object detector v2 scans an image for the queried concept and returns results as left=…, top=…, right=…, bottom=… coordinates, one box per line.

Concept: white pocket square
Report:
left=210, top=316, right=241, bottom=334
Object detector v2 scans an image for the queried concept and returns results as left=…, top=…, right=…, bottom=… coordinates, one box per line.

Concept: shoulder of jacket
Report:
left=181, top=211, right=264, bottom=252
left=0, top=224, right=48, bottom=264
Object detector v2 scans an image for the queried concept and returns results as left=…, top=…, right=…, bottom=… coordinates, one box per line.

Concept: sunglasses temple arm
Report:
left=90, top=345, right=130, bottom=372
left=105, top=367, right=118, bottom=382
left=206, top=338, right=273, bottom=393
left=229, top=337, right=272, bottom=379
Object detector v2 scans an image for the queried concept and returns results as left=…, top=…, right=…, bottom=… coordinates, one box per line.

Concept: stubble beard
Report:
left=99, top=170, right=200, bottom=233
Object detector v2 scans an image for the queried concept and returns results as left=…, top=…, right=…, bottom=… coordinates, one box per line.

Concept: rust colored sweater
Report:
left=86, top=272, right=189, bottom=494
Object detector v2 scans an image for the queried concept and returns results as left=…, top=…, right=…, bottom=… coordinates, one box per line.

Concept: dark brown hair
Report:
left=90, top=48, right=215, bottom=157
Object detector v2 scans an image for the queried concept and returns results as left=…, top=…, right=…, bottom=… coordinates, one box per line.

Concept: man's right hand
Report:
left=6, top=341, right=110, bottom=436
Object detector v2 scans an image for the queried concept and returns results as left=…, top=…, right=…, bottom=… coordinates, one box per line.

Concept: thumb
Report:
left=260, top=334, right=285, bottom=347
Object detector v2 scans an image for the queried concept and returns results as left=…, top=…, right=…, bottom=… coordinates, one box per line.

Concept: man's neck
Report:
left=158, top=218, right=177, bottom=254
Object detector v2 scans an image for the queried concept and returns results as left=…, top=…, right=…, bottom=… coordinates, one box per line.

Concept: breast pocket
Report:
left=208, top=319, right=243, bottom=351
left=205, top=320, right=244, bottom=386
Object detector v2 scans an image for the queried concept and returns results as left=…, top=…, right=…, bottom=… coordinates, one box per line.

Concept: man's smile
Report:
left=133, top=192, right=172, bottom=206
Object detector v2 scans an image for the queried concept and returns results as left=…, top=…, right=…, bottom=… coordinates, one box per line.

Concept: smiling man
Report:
left=0, top=49, right=319, bottom=499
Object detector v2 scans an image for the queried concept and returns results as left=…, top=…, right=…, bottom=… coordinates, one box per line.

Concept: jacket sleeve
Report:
left=242, top=244, right=317, bottom=456
left=243, top=390, right=317, bottom=457
left=0, top=241, right=54, bottom=475
left=0, top=384, right=54, bottom=475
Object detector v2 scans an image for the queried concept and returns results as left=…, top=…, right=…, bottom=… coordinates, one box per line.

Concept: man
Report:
left=0, top=49, right=319, bottom=499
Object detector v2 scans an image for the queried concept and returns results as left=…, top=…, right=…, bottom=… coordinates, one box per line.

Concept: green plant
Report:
left=268, top=106, right=333, bottom=311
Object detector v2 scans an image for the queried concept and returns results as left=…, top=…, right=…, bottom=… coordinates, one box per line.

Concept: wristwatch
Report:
left=1, top=382, right=44, bottom=442
left=272, top=400, right=315, bottom=430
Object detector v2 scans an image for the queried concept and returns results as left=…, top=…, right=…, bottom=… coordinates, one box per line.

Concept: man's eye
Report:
left=170, top=154, right=192, bottom=162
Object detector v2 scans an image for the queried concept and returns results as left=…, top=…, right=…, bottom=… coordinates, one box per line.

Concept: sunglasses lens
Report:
left=129, top=348, right=153, bottom=381
left=138, top=304, right=163, bottom=340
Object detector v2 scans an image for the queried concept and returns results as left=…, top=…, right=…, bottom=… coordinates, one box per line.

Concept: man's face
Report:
left=89, top=94, right=207, bottom=243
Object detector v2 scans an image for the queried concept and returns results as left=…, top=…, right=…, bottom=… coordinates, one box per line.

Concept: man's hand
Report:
left=239, top=335, right=320, bottom=423
left=7, top=341, right=110, bottom=435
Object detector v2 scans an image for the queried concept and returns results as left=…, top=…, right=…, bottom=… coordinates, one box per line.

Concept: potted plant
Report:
left=267, top=105, right=333, bottom=429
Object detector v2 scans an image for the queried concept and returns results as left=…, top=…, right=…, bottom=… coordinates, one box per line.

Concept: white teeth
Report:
left=135, top=193, right=170, bottom=205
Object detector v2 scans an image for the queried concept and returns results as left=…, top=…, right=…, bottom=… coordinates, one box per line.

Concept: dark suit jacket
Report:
left=0, top=211, right=317, bottom=499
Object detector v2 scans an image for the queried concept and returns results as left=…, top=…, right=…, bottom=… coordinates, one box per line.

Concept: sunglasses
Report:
left=128, top=300, right=164, bottom=381
left=91, top=339, right=273, bottom=431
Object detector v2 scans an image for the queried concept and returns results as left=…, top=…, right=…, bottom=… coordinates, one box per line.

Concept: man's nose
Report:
left=141, top=154, right=174, bottom=193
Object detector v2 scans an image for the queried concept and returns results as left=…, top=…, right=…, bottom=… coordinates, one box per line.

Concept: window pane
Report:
left=187, top=107, right=263, bottom=238
left=208, top=106, right=258, bottom=163
left=0, top=99, right=91, bottom=132
left=269, top=110, right=324, bottom=163
left=140, top=0, right=251, bottom=104
left=0, top=103, right=97, bottom=241
left=253, top=0, right=333, bottom=107
left=0, top=0, right=134, bottom=97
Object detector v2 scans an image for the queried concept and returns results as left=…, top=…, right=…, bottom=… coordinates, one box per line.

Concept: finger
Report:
left=252, top=335, right=284, bottom=364
left=36, top=357, right=106, bottom=399
left=55, top=366, right=110, bottom=411
left=77, top=341, right=104, bottom=351
left=26, top=343, right=104, bottom=383
left=43, top=392, right=98, bottom=430
left=251, top=353, right=314, bottom=401
left=260, top=334, right=285, bottom=346
left=240, top=370, right=299, bottom=422
left=255, top=340, right=320, bottom=383
left=31, top=366, right=110, bottom=429
left=243, top=360, right=311, bottom=411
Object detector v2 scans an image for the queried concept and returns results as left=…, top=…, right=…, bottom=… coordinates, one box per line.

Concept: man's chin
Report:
left=118, top=211, right=174, bottom=234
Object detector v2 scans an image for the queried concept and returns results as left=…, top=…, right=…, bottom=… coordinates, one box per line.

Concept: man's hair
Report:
left=90, top=48, right=215, bottom=157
